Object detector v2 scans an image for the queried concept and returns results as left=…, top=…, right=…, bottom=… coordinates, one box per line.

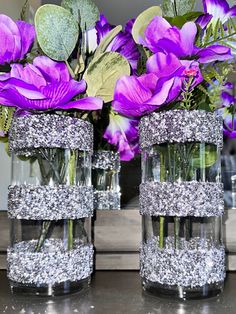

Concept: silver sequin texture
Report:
left=140, top=237, right=225, bottom=288
left=94, top=191, right=121, bottom=210
left=139, top=110, right=223, bottom=149
left=9, top=114, right=93, bottom=154
left=140, top=181, right=224, bottom=217
left=8, top=185, right=94, bottom=220
left=92, top=151, right=120, bottom=171
left=7, top=240, right=93, bottom=285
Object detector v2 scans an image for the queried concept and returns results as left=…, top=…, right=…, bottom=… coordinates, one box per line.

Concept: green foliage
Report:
left=84, top=52, right=130, bottom=103
left=192, top=144, right=218, bottom=168
left=61, top=0, right=99, bottom=31
left=0, top=106, right=14, bottom=134
left=199, top=62, right=234, bottom=110
left=163, top=0, right=195, bottom=17
left=20, top=0, right=29, bottom=21
left=199, top=18, right=236, bottom=49
left=166, top=12, right=202, bottom=28
left=132, top=6, right=162, bottom=43
left=94, top=26, right=123, bottom=58
left=35, top=4, right=79, bottom=61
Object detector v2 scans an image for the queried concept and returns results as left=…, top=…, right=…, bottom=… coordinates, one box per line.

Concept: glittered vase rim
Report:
left=139, top=110, right=223, bottom=149
left=9, top=113, right=94, bottom=154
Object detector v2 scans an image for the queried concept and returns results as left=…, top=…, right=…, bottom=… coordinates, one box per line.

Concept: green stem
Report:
left=35, top=221, right=51, bottom=252
left=67, top=150, right=76, bottom=250
left=159, top=216, right=165, bottom=249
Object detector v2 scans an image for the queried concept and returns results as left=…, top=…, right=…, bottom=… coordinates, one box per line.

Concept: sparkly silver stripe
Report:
left=140, top=237, right=225, bottom=288
left=9, top=114, right=93, bottom=154
left=94, top=191, right=121, bottom=210
left=140, top=181, right=224, bottom=217
left=139, top=110, right=223, bottom=149
left=7, top=240, right=93, bottom=285
left=8, top=185, right=94, bottom=220
left=92, top=151, right=121, bottom=171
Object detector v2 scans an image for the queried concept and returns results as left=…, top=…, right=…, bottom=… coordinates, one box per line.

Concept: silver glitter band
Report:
left=9, top=114, right=93, bottom=154
left=140, top=237, right=225, bottom=288
left=8, top=185, right=94, bottom=220
left=7, top=240, right=93, bottom=285
left=140, top=181, right=224, bottom=217
left=139, top=110, right=223, bottom=149
left=92, top=151, right=120, bottom=171
left=94, top=191, right=121, bottom=210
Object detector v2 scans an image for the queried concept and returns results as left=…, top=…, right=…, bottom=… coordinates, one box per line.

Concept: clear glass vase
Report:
left=139, top=110, right=225, bottom=300
left=7, top=114, right=94, bottom=296
left=92, top=151, right=121, bottom=210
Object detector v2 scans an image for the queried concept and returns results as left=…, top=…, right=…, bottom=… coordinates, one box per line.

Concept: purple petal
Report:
left=229, top=5, right=236, bottom=17
left=146, top=77, right=181, bottom=106
left=196, top=14, right=213, bottom=28
left=104, top=113, right=139, bottom=161
left=0, top=23, right=15, bottom=64
left=221, top=91, right=235, bottom=107
left=195, top=45, right=232, bottom=63
left=0, top=14, right=21, bottom=61
left=10, top=64, right=47, bottom=88
left=33, top=56, right=71, bottom=83
left=113, top=75, right=155, bottom=117
left=59, top=96, right=103, bottom=110
left=203, top=0, right=230, bottom=16
left=144, top=16, right=171, bottom=52
left=125, top=19, right=135, bottom=34
left=96, top=14, right=113, bottom=44
left=146, top=52, right=183, bottom=78
left=179, top=22, right=197, bottom=56
left=16, top=21, right=35, bottom=59
left=138, top=73, right=158, bottom=92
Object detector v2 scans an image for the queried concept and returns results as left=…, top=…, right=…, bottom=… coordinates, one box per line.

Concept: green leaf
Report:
left=20, top=0, right=29, bottom=21
left=192, top=144, right=218, bottom=168
left=0, top=106, right=14, bottom=133
left=165, top=16, right=187, bottom=28
left=84, top=52, right=130, bottom=103
left=35, top=4, right=79, bottom=61
left=94, top=25, right=123, bottom=58
left=132, top=6, right=162, bottom=43
left=183, top=11, right=202, bottom=21
left=61, top=0, right=99, bottom=31
left=163, top=0, right=195, bottom=17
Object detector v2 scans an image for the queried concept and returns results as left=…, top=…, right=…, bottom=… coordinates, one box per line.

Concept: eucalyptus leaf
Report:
left=163, top=0, right=195, bottom=17
left=84, top=52, right=130, bottom=103
left=61, top=0, right=99, bottom=31
left=132, top=6, right=162, bottom=44
left=35, top=4, right=79, bottom=61
left=94, top=25, right=123, bottom=58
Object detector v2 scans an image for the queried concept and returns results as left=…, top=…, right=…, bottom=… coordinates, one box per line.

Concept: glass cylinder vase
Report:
left=7, top=114, right=94, bottom=296
left=139, top=110, right=225, bottom=300
left=92, top=151, right=121, bottom=210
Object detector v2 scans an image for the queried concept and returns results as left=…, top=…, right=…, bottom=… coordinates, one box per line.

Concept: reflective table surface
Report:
left=0, top=271, right=236, bottom=314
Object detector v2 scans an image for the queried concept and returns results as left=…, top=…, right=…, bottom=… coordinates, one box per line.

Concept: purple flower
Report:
left=142, top=16, right=232, bottom=64
left=96, top=15, right=140, bottom=72
left=0, top=14, right=35, bottom=65
left=103, top=112, right=139, bottom=161
left=197, top=0, right=236, bottom=27
left=0, top=56, right=103, bottom=112
left=113, top=52, right=203, bottom=117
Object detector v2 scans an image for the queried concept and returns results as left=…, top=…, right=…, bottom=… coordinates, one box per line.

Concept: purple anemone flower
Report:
left=113, top=52, right=203, bottom=118
left=96, top=14, right=140, bottom=72
left=103, top=112, right=139, bottom=161
left=0, top=14, right=35, bottom=65
left=0, top=56, right=103, bottom=112
left=142, top=16, right=232, bottom=64
left=197, top=0, right=236, bottom=28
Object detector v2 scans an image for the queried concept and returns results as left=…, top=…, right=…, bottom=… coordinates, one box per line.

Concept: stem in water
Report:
left=35, top=221, right=51, bottom=252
